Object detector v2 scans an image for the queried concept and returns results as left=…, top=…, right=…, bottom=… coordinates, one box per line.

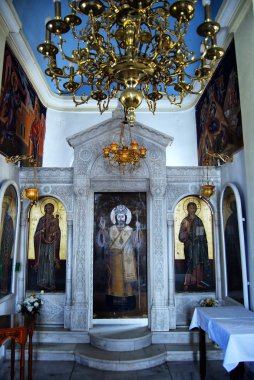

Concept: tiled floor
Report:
left=1, top=360, right=254, bottom=380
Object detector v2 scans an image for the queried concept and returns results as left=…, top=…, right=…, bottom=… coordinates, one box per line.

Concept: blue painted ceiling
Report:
left=12, top=0, right=224, bottom=95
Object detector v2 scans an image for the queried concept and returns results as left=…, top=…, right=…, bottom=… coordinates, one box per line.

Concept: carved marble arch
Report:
left=220, top=183, right=249, bottom=308
left=26, top=196, right=67, bottom=293
left=0, top=180, right=20, bottom=300
left=173, top=195, right=215, bottom=293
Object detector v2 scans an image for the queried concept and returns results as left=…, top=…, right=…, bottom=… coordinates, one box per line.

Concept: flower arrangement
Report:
left=17, top=294, right=43, bottom=315
left=199, top=297, right=220, bottom=307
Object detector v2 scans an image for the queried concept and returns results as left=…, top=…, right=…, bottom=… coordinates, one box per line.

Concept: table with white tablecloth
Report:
left=190, top=306, right=254, bottom=379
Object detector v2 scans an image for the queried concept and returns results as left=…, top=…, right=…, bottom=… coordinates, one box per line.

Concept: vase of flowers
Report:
left=199, top=297, right=220, bottom=307
left=17, top=294, right=43, bottom=317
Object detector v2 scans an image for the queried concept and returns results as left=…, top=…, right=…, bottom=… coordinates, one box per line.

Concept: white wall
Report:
left=136, top=108, right=198, bottom=167
left=43, top=109, right=112, bottom=167
left=234, top=1, right=254, bottom=309
left=220, top=150, right=246, bottom=204
left=43, top=107, right=198, bottom=167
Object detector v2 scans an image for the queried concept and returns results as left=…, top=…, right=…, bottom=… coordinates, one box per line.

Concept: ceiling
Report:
left=11, top=0, right=224, bottom=98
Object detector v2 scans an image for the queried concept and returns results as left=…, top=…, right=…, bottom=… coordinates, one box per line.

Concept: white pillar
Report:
left=70, top=177, right=91, bottom=331
left=64, top=218, right=73, bottom=328
left=16, top=200, right=29, bottom=305
left=167, top=212, right=176, bottom=329
left=150, top=178, right=170, bottom=331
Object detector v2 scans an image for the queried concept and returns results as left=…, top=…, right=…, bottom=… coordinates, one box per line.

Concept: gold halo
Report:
left=183, top=197, right=201, bottom=215
left=39, top=197, right=59, bottom=215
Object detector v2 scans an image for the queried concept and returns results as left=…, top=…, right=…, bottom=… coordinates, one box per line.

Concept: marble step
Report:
left=6, top=342, right=223, bottom=372
left=32, top=325, right=89, bottom=344
left=32, top=324, right=200, bottom=347
left=89, top=325, right=152, bottom=351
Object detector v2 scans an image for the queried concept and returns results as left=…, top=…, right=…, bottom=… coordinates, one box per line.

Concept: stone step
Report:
left=32, top=324, right=200, bottom=346
left=6, top=342, right=223, bottom=372
left=32, top=325, right=89, bottom=344
left=89, top=325, right=152, bottom=351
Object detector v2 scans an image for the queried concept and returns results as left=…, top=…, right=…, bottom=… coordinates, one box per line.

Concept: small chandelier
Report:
left=200, top=159, right=215, bottom=199
left=37, top=0, right=224, bottom=124
left=103, top=118, right=147, bottom=173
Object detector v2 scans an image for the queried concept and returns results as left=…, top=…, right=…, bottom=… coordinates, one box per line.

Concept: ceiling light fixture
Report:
left=38, top=0, right=224, bottom=124
left=103, top=118, right=147, bottom=174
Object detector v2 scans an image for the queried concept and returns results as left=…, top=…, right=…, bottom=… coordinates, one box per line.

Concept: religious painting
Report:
left=0, top=184, right=18, bottom=299
left=196, top=39, right=243, bottom=166
left=93, top=192, right=147, bottom=319
left=174, top=196, right=215, bottom=292
left=221, top=185, right=248, bottom=306
left=27, top=197, right=67, bottom=292
left=0, top=44, right=46, bottom=166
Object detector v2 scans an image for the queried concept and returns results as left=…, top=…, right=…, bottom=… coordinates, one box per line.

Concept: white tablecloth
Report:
left=190, top=306, right=254, bottom=372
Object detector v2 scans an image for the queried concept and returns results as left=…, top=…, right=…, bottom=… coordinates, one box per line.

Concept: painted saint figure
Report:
left=178, top=202, right=209, bottom=291
left=0, top=201, right=14, bottom=295
left=29, top=96, right=43, bottom=160
left=96, top=205, right=142, bottom=308
left=34, top=203, right=61, bottom=290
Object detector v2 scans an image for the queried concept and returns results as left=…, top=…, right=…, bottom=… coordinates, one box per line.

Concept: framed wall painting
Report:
left=0, top=44, right=46, bottom=166
left=174, top=195, right=215, bottom=293
left=196, top=39, right=243, bottom=166
left=0, top=180, right=20, bottom=299
left=27, top=197, right=67, bottom=292
left=93, top=192, right=147, bottom=319
left=220, top=183, right=249, bottom=308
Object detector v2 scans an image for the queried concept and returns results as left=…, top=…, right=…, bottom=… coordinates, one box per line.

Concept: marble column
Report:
left=16, top=200, right=29, bottom=304
left=70, top=177, right=91, bottom=331
left=150, top=179, right=170, bottom=331
left=167, top=212, right=176, bottom=329
left=64, top=218, right=73, bottom=328
left=214, top=212, right=223, bottom=301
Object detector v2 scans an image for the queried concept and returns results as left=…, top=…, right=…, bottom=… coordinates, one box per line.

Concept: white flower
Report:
left=34, top=302, right=39, bottom=308
left=17, top=304, right=22, bottom=312
left=27, top=306, right=33, bottom=312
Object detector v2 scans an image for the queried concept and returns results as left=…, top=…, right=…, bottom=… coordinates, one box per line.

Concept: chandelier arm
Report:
left=73, top=93, right=91, bottom=106
left=142, top=90, right=156, bottom=114
left=58, top=36, right=81, bottom=65
left=98, top=97, right=110, bottom=114
left=67, top=0, right=79, bottom=14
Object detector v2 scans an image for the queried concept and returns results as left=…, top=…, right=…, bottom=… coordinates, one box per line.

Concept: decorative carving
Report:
left=42, top=185, right=51, bottom=194
left=20, top=168, right=73, bottom=185
left=48, top=185, right=74, bottom=212
left=91, top=154, right=149, bottom=178
left=152, top=198, right=165, bottom=292
left=166, top=166, right=220, bottom=183
left=37, top=294, right=65, bottom=324
left=79, top=149, right=93, bottom=162
left=151, top=306, right=170, bottom=331
left=71, top=305, right=88, bottom=331
left=166, top=184, right=189, bottom=211
left=74, top=178, right=90, bottom=197
left=150, top=179, right=167, bottom=197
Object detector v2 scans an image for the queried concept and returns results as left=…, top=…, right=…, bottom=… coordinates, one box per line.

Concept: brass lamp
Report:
left=103, top=119, right=147, bottom=174
left=200, top=159, right=215, bottom=199
left=37, top=0, right=224, bottom=124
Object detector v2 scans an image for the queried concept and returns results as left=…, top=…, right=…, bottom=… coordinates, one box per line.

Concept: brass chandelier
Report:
left=38, top=0, right=224, bottom=123
left=103, top=118, right=147, bottom=173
